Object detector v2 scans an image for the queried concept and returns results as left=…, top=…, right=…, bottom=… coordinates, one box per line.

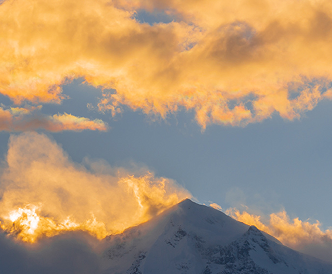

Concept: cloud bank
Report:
left=1, top=0, right=332, bottom=128
left=0, top=132, right=190, bottom=242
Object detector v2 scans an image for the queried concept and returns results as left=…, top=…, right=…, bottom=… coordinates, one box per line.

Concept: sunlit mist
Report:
left=0, top=132, right=190, bottom=243
left=226, top=207, right=332, bottom=263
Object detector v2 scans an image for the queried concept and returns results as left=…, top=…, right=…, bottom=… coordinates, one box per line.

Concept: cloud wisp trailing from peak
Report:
left=226, top=208, right=332, bottom=263
left=0, top=106, right=108, bottom=132
left=2, top=0, right=332, bottom=128
left=0, top=132, right=190, bottom=242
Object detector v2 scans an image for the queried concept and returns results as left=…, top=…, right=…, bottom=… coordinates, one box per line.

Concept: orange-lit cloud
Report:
left=50, top=113, right=107, bottom=132
left=227, top=208, right=332, bottom=263
left=0, top=132, right=190, bottom=242
left=2, top=0, right=332, bottom=128
left=0, top=106, right=107, bottom=132
left=209, top=203, right=222, bottom=211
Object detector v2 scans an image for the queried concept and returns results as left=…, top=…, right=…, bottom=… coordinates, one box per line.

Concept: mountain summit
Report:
left=102, top=199, right=332, bottom=274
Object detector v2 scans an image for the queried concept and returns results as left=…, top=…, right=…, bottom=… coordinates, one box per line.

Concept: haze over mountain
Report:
left=101, top=199, right=332, bottom=274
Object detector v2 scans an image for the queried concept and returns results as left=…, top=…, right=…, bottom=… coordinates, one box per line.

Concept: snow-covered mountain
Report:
left=101, top=199, right=332, bottom=274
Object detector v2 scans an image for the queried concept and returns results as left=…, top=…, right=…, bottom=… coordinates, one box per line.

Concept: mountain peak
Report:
left=102, top=200, right=332, bottom=274
left=175, top=198, right=194, bottom=210
left=178, top=198, right=195, bottom=206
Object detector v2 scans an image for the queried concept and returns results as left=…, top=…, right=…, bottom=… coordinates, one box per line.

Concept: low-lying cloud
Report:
left=226, top=207, right=332, bottom=263
left=0, top=132, right=190, bottom=242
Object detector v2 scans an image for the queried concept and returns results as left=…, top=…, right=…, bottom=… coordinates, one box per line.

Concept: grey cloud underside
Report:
left=0, top=232, right=102, bottom=274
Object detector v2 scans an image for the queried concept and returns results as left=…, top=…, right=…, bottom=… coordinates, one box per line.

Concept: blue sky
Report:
left=48, top=82, right=332, bottom=228
left=1, top=78, right=331, bottom=228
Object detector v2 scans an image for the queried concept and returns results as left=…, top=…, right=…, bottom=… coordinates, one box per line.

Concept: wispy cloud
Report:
left=209, top=202, right=222, bottom=211
left=50, top=113, right=107, bottom=131
left=0, top=106, right=108, bottom=132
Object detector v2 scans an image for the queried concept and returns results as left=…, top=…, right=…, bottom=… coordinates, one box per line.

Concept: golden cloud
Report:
left=0, top=106, right=108, bottom=132
left=209, top=202, right=222, bottom=211
left=0, top=132, right=190, bottom=242
left=50, top=113, right=108, bottom=131
left=1, top=0, right=332, bottom=128
left=227, top=208, right=332, bottom=263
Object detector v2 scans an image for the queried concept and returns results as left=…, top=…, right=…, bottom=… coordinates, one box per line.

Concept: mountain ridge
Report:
left=101, top=199, right=332, bottom=274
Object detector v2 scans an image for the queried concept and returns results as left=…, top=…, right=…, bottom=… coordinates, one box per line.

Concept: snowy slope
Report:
left=101, top=199, right=332, bottom=274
